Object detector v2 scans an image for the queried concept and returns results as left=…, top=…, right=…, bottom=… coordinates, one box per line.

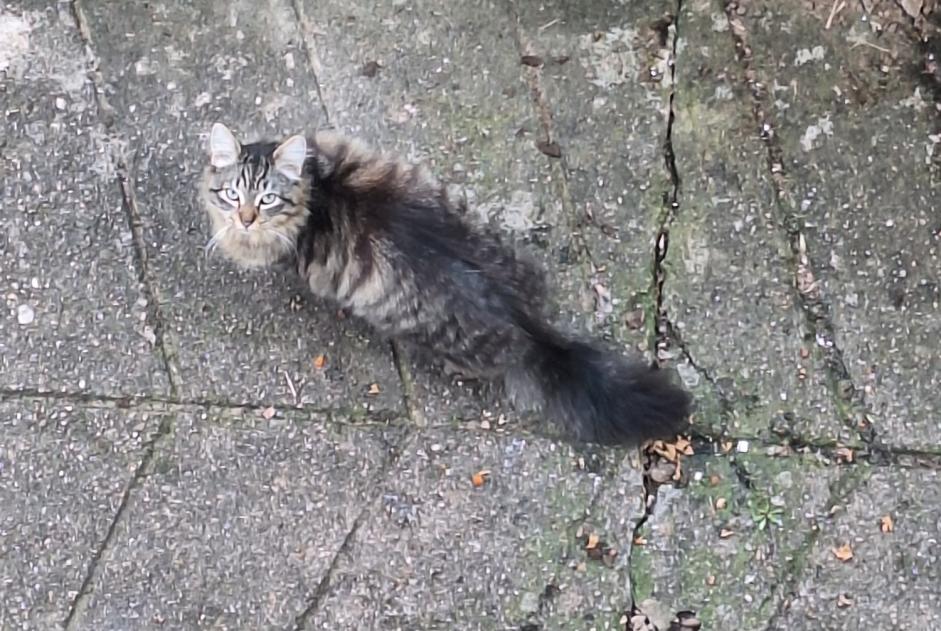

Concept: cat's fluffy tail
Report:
left=507, top=324, right=692, bottom=445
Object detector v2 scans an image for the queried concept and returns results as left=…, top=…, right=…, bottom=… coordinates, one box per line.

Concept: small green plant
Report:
left=748, top=492, right=784, bottom=531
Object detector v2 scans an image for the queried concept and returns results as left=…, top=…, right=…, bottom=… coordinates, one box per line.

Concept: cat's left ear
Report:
left=273, top=134, right=307, bottom=180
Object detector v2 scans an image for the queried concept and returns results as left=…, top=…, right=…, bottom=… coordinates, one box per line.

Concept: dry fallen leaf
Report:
left=834, top=447, right=855, bottom=463
left=261, top=406, right=276, bottom=420
left=633, top=535, right=647, bottom=546
left=832, top=543, right=854, bottom=562
left=313, top=354, right=327, bottom=370
left=648, top=459, right=676, bottom=484
left=900, top=0, right=924, bottom=18
left=367, top=383, right=381, bottom=395
left=520, top=54, right=544, bottom=67
left=535, top=139, right=562, bottom=158
left=671, top=459, right=683, bottom=481
left=471, top=470, right=490, bottom=488
left=719, top=529, right=735, bottom=539
left=880, top=514, right=894, bottom=533
left=652, top=440, right=682, bottom=462
left=586, top=533, right=600, bottom=550
left=674, top=436, right=694, bottom=456
left=836, top=593, right=854, bottom=608
left=708, top=474, right=722, bottom=487
left=706, top=575, right=716, bottom=586
left=720, top=441, right=734, bottom=454
left=625, top=308, right=646, bottom=330
left=715, top=497, right=727, bottom=510
left=360, top=60, right=381, bottom=78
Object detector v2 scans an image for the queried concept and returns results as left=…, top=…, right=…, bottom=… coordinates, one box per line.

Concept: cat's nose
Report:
left=238, top=207, right=257, bottom=228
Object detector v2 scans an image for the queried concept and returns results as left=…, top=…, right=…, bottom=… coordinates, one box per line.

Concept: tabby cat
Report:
left=200, top=122, right=692, bottom=445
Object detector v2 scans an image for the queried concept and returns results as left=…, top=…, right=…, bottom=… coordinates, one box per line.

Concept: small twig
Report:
left=282, top=370, right=298, bottom=405
left=538, top=18, right=560, bottom=32
left=825, top=0, right=847, bottom=30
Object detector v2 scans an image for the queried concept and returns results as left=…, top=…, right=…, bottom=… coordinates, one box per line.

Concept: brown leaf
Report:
left=625, top=308, right=646, bottom=330
left=719, top=529, right=735, bottom=539
left=361, top=60, right=381, bottom=78
left=836, top=592, right=854, bottom=608
left=671, top=459, right=683, bottom=481
left=633, top=535, right=648, bottom=546
left=648, top=459, right=675, bottom=484
left=720, top=441, right=734, bottom=454
left=880, top=514, right=894, bottom=533
left=708, top=474, right=722, bottom=486
left=471, top=470, right=490, bottom=488
left=832, top=543, right=854, bottom=562
left=653, top=441, right=678, bottom=462
left=261, top=406, right=276, bottom=420
left=535, top=139, right=562, bottom=158
left=834, top=447, right=855, bottom=463
left=586, top=533, right=600, bottom=550
left=714, top=497, right=727, bottom=510
left=313, top=354, right=327, bottom=370
left=520, top=54, right=544, bottom=67
left=674, top=436, right=694, bottom=456
left=367, top=383, right=381, bottom=395
left=706, top=575, right=716, bottom=586
left=900, top=0, right=924, bottom=17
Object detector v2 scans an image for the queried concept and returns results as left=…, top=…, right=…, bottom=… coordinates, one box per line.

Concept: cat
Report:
left=200, top=122, right=692, bottom=445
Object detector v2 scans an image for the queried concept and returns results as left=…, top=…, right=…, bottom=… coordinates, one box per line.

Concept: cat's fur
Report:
left=201, top=122, right=692, bottom=445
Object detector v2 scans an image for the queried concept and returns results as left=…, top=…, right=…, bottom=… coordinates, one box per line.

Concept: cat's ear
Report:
left=209, top=123, right=240, bottom=169
left=273, top=134, right=307, bottom=180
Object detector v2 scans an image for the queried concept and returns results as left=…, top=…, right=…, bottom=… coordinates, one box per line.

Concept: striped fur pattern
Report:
left=201, top=123, right=693, bottom=445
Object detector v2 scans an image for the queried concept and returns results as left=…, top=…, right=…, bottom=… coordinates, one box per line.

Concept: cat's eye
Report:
left=259, top=193, right=279, bottom=207
left=219, top=186, right=240, bottom=206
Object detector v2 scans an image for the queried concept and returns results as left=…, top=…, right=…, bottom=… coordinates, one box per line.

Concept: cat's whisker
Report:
left=204, top=225, right=231, bottom=258
left=268, top=228, right=298, bottom=256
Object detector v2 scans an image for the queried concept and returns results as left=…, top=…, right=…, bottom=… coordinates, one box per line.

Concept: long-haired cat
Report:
left=200, top=122, right=692, bottom=445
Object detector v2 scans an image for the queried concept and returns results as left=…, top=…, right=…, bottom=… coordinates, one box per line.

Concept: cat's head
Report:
left=200, top=123, right=309, bottom=268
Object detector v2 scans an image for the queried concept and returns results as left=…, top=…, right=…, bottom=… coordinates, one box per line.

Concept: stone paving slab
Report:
left=307, top=429, right=642, bottom=630
left=75, top=411, right=403, bottom=630
left=774, top=468, right=940, bottom=628
left=0, top=401, right=163, bottom=630
left=0, top=4, right=170, bottom=398
left=78, top=0, right=404, bottom=411
left=740, top=0, right=941, bottom=450
left=633, top=449, right=854, bottom=629
left=1, top=0, right=940, bottom=629
left=664, top=0, right=843, bottom=442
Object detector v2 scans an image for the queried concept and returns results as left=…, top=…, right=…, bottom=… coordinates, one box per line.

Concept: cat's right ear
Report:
left=209, top=123, right=240, bottom=169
